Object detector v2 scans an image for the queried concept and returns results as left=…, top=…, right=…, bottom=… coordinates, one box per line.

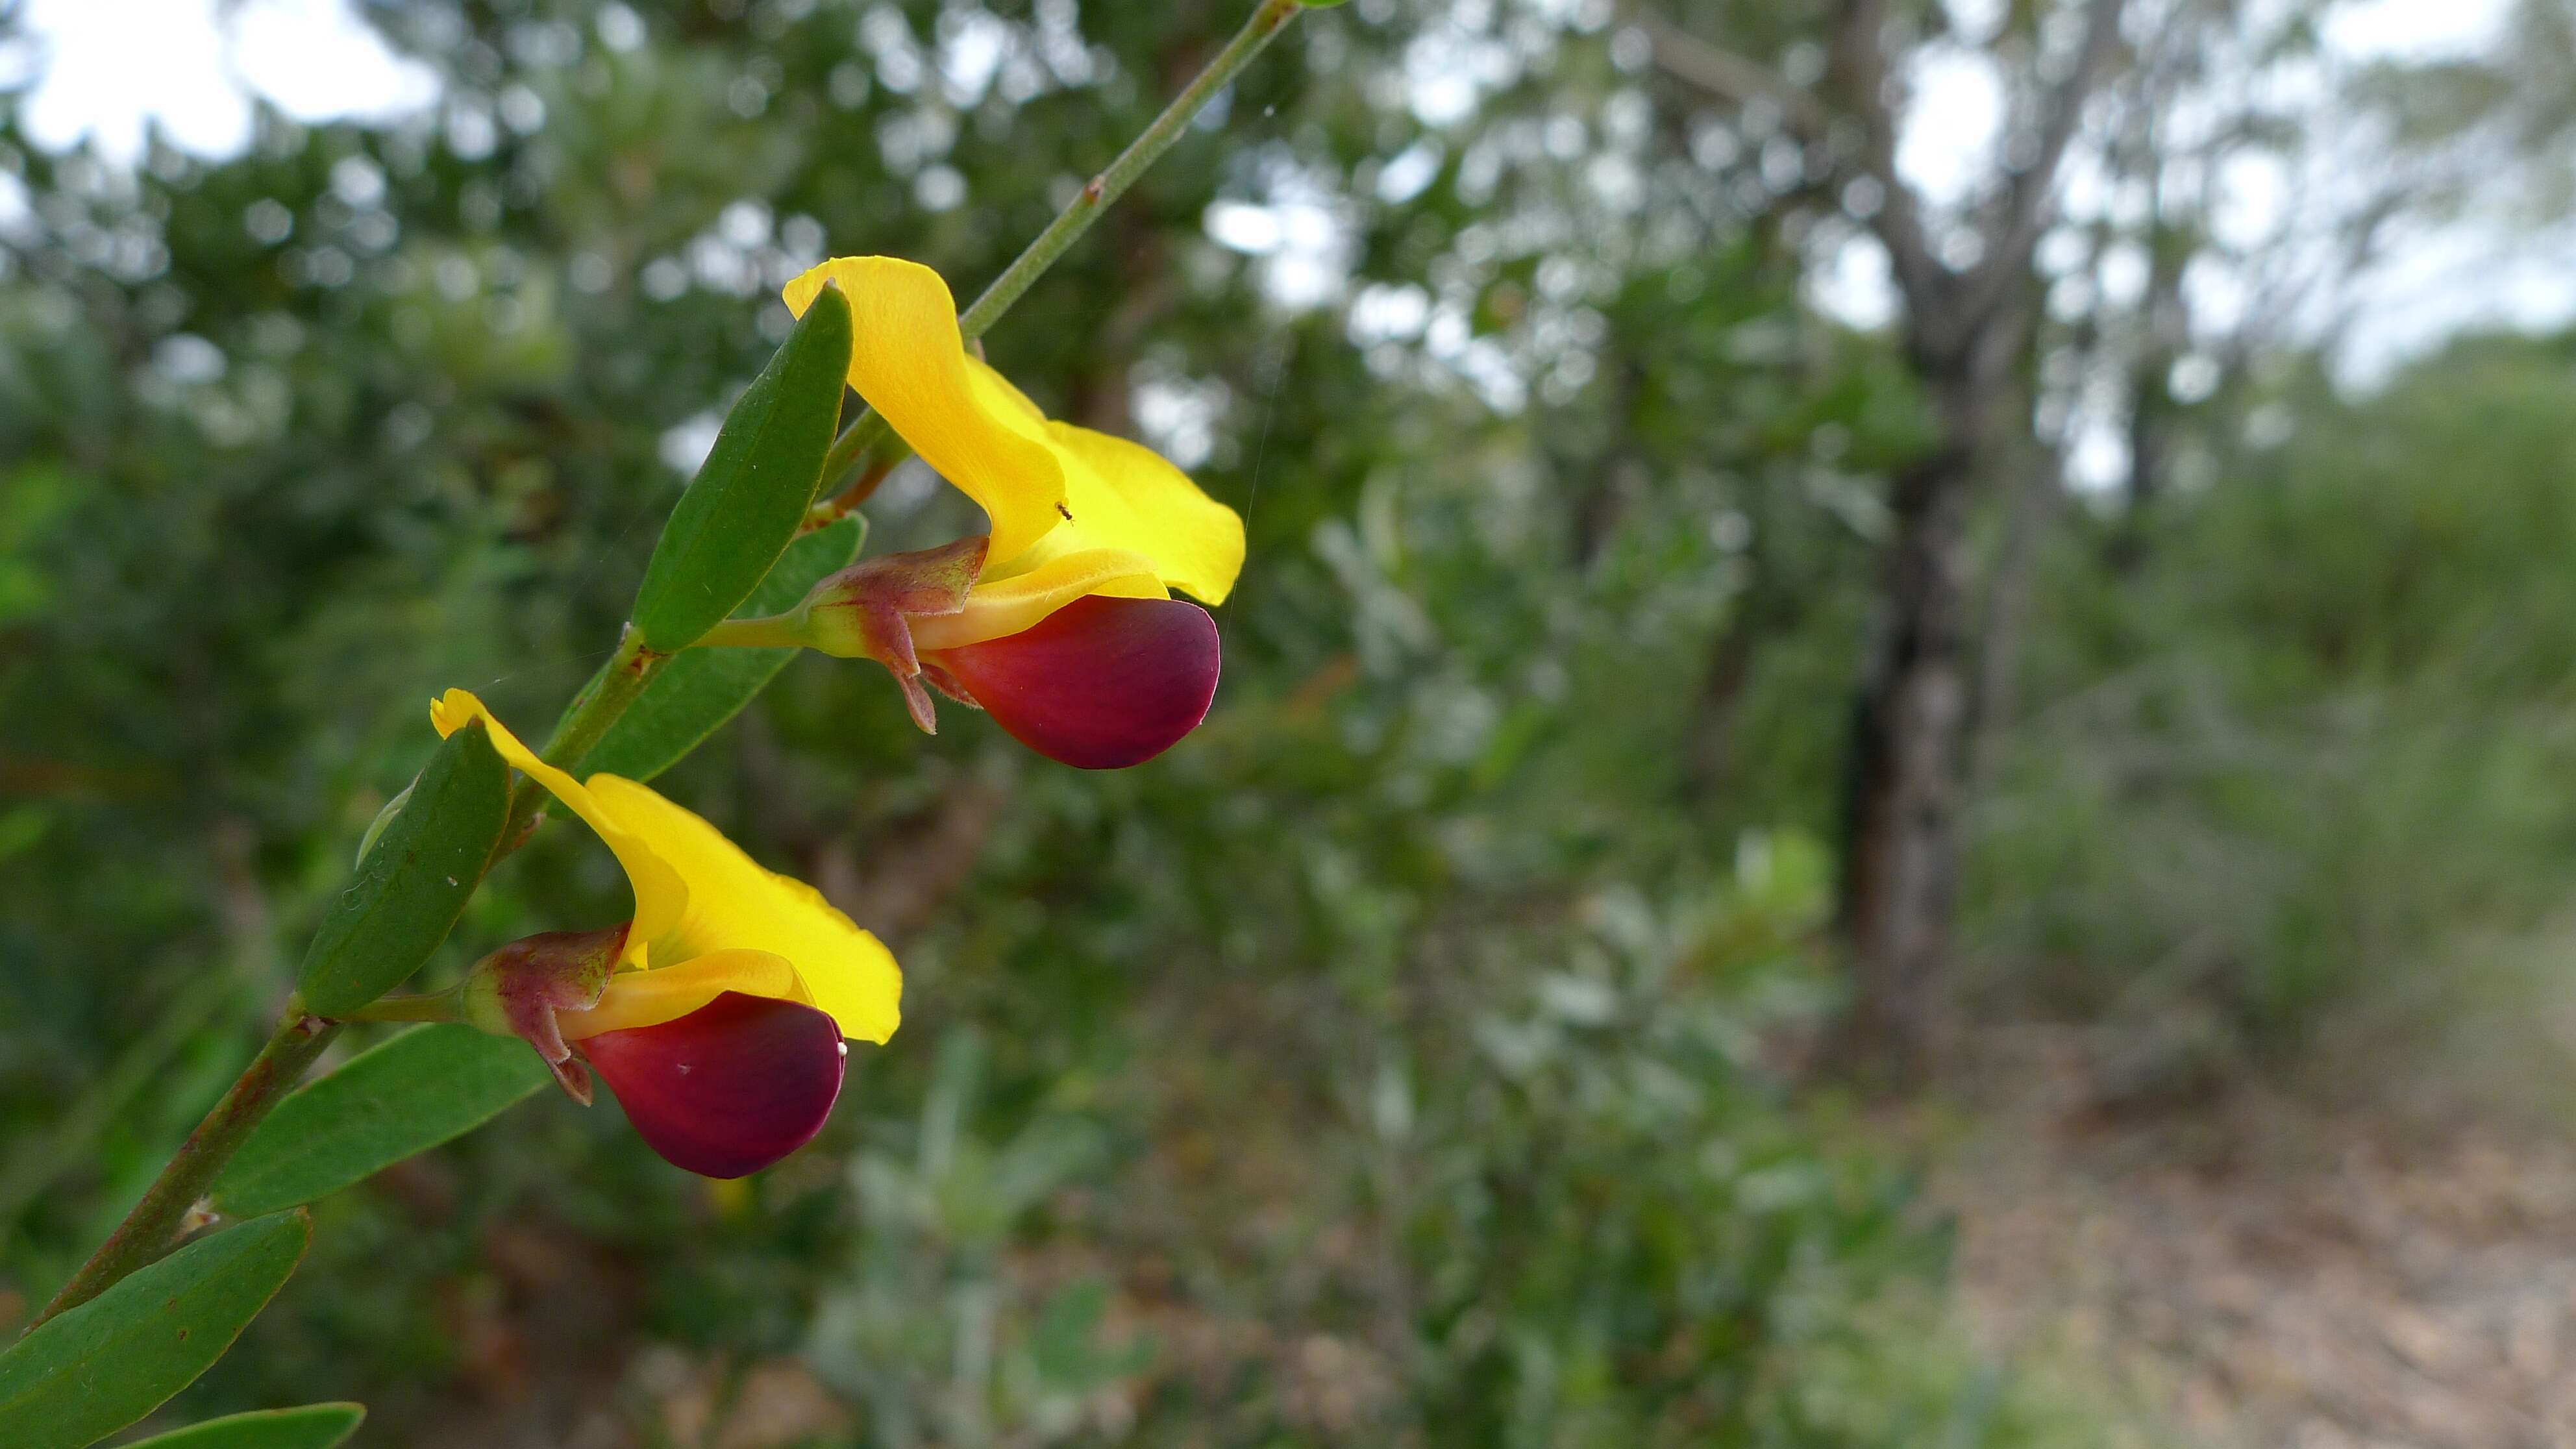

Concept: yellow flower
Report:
left=429, top=688, right=900, bottom=1045
left=783, top=256, right=1245, bottom=650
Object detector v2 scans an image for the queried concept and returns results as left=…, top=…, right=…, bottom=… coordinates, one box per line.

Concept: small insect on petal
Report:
left=932, top=595, right=1221, bottom=769
left=580, top=991, right=847, bottom=1178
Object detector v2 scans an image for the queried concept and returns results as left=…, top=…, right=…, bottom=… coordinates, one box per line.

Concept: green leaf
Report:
left=629, top=284, right=852, bottom=652
left=121, top=1403, right=365, bottom=1449
left=350, top=781, right=412, bottom=868
left=210, top=1026, right=551, bottom=1219
left=0, top=1213, right=310, bottom=1449
left=297, top=721, right=508, bottom=1017
left=582, top=514, right=866, bottom=782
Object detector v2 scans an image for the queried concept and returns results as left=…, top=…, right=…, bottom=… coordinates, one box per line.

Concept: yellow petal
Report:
left=965, top=354, right=1046, bottom=425
left=584, top=775, right=903, bottom=1044
left=1038, top=420, right=1245, bottom=606
left=908, top=547, right=1166, bottom=652
left=428, top=689, right=688, bottom=954
left=556, top=949, right=802, bottom=1039
left=957, top=360, right=1241, bottom=601
left=784, top=258, right=1065, bottom=564
left=428, top=689, right=901, bottom=1043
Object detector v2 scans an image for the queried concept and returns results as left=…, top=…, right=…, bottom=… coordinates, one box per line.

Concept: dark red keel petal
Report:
left=580, top=991, right=846, bottom=1178
left=930, top=595, right=1222, bottom=769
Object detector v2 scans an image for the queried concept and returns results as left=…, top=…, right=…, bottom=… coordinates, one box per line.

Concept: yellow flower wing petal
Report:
left=1039, top=419, right=1245, bottom=606
left=555, top=948, right=804, bottom=1039
left=908, top=547, right=1166, bottom=652
left=965, top=354, right=1047, bottom=425
left=428, top=689, right=687, bottom=954
left=583, top=774, right=902, bottom=1043
left=784, top=258, right=1065, bottom=564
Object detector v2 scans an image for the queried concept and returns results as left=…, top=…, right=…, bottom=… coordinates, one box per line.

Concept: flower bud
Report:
left=925, top=594, right=1220, bottom=769
left=458, top=928, right=849, bottom=1176
left=580, top=992, right=846, bottom=1178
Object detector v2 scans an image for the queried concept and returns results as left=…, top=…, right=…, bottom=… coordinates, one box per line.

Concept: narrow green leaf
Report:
left=297, top=722, right=508, bottom=1017
left=210, top=1026, right=550, bottom=1219
left=582, top=514, right=866, bottom=782
left=630, top=284, right=852, bottom=652
left=0, top=1213, right=310, bottom=1449
left=121, top=1403, right=365, bottom=1449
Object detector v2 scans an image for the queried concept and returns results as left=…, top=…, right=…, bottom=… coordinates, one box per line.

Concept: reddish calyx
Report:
left=462, top=923, right=631, bottom=1106
left=579, top=991, right=847, bottom=1178
left=806, top=537, right=987, bottom=734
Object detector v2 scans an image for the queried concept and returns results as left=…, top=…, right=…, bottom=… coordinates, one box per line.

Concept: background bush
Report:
left=2, top=0, right=2570, bottom=1444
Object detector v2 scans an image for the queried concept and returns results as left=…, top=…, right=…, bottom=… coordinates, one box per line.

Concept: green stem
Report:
left=958, top=0, right=1302, bottom=338
left=805, top=0, right=1304, bottom=525
left=543, top=627, right=671, bottom=766
left=340, top=990, right=465, bottom=1025
left=802, top=445, right=900, bottom=531
left=692, top=613, right=811, bottom=650
left=32, top=1008, right=341, bottom=1327
left=498, top=627, right=671, bottom=852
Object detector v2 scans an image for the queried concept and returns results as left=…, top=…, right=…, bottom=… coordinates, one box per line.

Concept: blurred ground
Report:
left=7, top=3, right=2575, bottom=1444
left=397, top=1059, right=2576, bottom=1449
left=1935, top=1031, right=2576, bottom=1449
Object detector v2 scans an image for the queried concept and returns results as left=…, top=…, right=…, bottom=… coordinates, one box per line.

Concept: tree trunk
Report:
left=1568, top=359, right=1648, bottom=569
left=2107, top=226, right=2188, bottom=573
left=1685, top=479, right=1802, bottom=797
left=1646, top=0, right=2127, bottom=1076
left=1685, top=580, right=1768, bottom=797
left=1835, top=428, right=1981, bottom=1074
left=1970, top=430, right=2062, bottom=784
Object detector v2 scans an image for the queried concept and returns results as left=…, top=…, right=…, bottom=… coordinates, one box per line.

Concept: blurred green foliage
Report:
left=0, top=1, right=2018, bottom=1439
left=1977, top=336, right=2576, bottom=1083
left=3, top=0, right=2565, bottom=1443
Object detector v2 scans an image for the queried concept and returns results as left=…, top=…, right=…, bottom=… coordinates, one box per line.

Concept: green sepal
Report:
left=629, top=284, right=852, bottom=652
left=0, top=1213, right=310, bottom=1449
left=119, top=1403, right=365, bottom=1449
left=297, top=721, right=508, bottom=1017
left=582, top=514, right=866, bottom=781
left=210, top=1025, right=551, bottom=1219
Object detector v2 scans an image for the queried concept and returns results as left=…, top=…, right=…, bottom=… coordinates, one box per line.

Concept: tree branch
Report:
left=1639, top=0, right=1952, bottom=343
left=1959, top=0, right=2129, bottom=327
left=1635, top=10, right=1827, bottom=136
left=1646, top=0, right=2129, bottom=360
left=1822, top=0, right=1953, bottom=340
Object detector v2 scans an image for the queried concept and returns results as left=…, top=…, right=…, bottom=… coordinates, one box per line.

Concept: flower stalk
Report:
left=340, top=989, right=467, bottom=1025
left=501, top=627, right=671, bottom=851
left=807, top=0, right=1306, bottom=526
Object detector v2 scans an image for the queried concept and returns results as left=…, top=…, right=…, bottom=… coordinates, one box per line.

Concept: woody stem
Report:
left=32, top=1008, right=340, bottom=1328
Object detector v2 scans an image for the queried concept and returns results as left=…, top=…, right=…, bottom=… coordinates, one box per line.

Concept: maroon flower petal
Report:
left=929, top=595, right=1221, bottom=769
left=580, top=991, right=846, bottom=1178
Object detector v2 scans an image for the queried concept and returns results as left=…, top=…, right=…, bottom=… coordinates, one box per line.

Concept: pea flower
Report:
left=431, top=689, right=900, bottom=1178
left=717, top=257, right=1245, bottom=769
